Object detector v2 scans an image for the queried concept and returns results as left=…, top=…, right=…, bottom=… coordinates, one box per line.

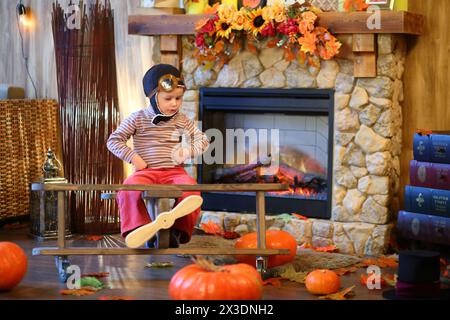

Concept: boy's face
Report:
left=156, top=88, right=184, bottom=116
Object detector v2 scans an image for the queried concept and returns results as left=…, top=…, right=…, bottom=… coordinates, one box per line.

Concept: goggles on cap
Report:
left=156, top=74, right=185, bottom=93
left=149, top=74, right=185, bottom=97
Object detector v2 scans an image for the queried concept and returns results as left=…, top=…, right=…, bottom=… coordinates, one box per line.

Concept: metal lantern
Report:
left=29, top=148, right=72, bottom=241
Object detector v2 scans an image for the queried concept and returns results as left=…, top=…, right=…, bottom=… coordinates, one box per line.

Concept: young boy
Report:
left=107, top=64, right=209, bottom=248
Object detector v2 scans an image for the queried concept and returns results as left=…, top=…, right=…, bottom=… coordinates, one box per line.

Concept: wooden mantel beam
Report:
left=128, top=11, right=424, bottom=36
left=129, top=11, right=424, bottom=77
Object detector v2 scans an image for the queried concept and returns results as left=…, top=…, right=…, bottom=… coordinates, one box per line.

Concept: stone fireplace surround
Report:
left=154, top=34, right=406, bottom=256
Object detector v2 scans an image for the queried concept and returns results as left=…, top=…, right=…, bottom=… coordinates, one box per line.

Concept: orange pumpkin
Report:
left=234, top=230, right=297, bottom=268
left=169, top=259, right=263, bottom=300
left=242, top=0, right=261, bottom=9
left=0, top=242, right=28, bottom=291
left=305, top=269, right=341, bottom=295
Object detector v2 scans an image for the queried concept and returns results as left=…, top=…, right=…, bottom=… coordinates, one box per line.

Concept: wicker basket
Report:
left=310, top=0, right=339, bottom=11
left=0, top=100, right=61, bottom=220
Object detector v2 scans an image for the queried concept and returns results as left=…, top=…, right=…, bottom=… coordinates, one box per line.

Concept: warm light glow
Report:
left=20, top=15, right=34, bottom=28
left=19, top=7, right=35, bottom=28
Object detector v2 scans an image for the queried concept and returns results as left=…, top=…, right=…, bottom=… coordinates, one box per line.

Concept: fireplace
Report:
left=197, top=88, right=334, bottom=219
left=176, top=33, right=408, bottom=256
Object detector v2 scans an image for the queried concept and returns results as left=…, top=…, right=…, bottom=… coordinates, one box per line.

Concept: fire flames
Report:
left=266, top=167, right=321, bottom=198
left=214, top=160, right=327, bottom=199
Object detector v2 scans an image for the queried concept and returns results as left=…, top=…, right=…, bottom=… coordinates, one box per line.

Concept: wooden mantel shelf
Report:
left=129, top=11, right=424, bottom=36
left=129, top=11, right=423, bottom=77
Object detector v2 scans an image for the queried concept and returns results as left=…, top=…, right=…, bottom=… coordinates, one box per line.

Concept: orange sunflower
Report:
left=246, top=7, right=269, bottom=37
left=218, top=5, right=235, bottom=24
left=232, top=10, right=246, bottom=31
left=301, top=11, right=317, bottom=25
left=268, top=0, right=286, bottom=23
left=215, top=19, right=233, bottom=39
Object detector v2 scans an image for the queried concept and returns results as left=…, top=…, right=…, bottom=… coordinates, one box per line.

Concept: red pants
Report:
left=117, top=167, right=200, bottom=243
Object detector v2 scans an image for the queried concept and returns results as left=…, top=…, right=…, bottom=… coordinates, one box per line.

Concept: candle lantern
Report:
left=29, top=148, right=71, bottom=241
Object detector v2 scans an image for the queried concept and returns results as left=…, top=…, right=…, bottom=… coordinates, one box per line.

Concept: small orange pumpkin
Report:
left=169, top=258, right=263, bottom=300
left=305, top=269, right=341, bottom=295
left=242, top=0, right=261, bottom=9
left=234, top=230, right=297, bottom=268
left=0, top=242, right=28, bottom=291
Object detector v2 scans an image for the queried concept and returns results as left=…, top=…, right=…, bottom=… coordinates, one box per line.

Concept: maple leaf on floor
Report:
left=291, top=213, right=308, bottom=220
left=313, top=245, right=338, bottom=253
left=360, top=271, right=398, bottom=288
left=319, top=286, right=356, bottom=300
left=199, top=221, right=240, bottom=239
left=360, top=274, right=371, bottom=288
left=378, top=256, right=398, bottom=268
left=200, top=221, right=223, bottom=236
left=263, top=277, right=283, bottom=287
left=382, top=273, right=398, bottom=287
left=299, top=243, right=338, bottom=253
left=359, top=273, right=385, bottom=289
left=278, top=265, right=308, bottom=284
left=362, top=256, right=398, bottom=268
left=299, top=243, right=312, bottom=249
left=361, top=258, right=378, bottom=266
left=333, top=265, right=361, bottom=276
left=60, top=288, right=97, bottom=296
left=81, top=272, right=110, bottom=278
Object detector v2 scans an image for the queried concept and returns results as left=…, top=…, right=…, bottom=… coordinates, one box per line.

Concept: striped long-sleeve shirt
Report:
left=107, top=107, right=209, bottom=168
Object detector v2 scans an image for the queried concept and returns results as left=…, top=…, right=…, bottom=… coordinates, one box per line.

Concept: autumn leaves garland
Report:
left=193, top=2, right=342, bottom=69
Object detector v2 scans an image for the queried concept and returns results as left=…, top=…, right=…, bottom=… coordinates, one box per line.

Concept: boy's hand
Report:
left=131, top=155, right=147, bottom=171
left=173, top=147, right=191, bottom=165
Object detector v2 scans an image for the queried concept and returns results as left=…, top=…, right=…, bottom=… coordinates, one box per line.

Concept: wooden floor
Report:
left=0, top=227, right=390, bottom=300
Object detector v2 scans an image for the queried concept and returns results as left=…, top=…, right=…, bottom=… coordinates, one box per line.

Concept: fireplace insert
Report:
left=197, top=88, right=334, bottom=219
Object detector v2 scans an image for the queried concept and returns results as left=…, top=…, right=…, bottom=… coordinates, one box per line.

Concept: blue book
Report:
left=404, top=185, right=450, bottom=218
left=397, top=211, right=450, bottom=246
left=414, top=131, right=450, bottom=164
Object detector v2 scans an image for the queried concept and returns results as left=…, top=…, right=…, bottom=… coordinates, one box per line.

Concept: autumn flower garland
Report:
left=193, top=2, right=342, bottom=68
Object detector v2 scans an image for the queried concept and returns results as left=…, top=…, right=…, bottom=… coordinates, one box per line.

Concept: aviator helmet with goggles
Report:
left=143, top=64, right=186, bottom=98
left=149, top=74, right=185, bottom=98
left=158, top=74, right=185, bottom=92
left=142, top=64, right=186, bottom=124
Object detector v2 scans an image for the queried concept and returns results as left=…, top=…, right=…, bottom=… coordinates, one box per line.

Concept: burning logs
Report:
left=213, top=162, right=327, bottom=195
left=213, top=155, right=272, bottom=182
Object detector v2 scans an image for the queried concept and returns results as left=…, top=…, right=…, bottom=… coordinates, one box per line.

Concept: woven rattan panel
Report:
left=0, top=100, right=60, bottom=220
left=310, top=0, right=339, bottom=11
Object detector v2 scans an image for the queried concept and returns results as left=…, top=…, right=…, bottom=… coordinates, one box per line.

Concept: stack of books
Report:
left=397, top=130, right=450, bottom=246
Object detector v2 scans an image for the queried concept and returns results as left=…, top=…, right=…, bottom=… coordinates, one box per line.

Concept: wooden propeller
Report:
left=125, top=195, right=203, bottom=248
